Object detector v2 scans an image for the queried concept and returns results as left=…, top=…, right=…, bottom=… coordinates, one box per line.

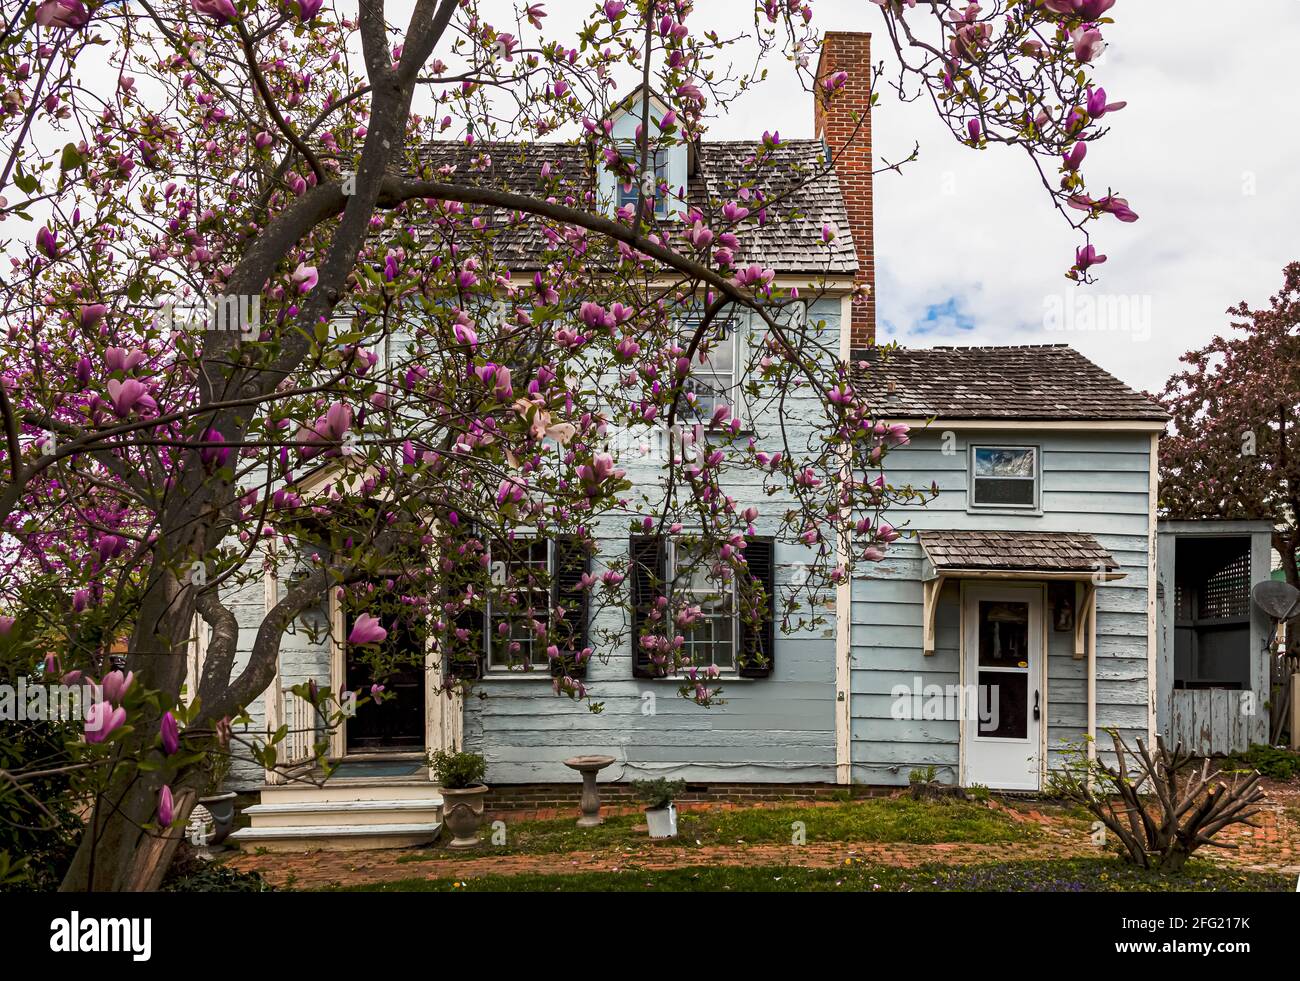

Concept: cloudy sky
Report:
left=686, top=0, right=1298, bottom=395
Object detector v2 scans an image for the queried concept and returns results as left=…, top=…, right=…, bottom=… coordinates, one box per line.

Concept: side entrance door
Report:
left=963, top=583, right=1043, bottom=791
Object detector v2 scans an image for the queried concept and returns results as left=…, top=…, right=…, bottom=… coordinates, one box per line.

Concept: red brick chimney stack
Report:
left=814, top=31, right=875, bottom=349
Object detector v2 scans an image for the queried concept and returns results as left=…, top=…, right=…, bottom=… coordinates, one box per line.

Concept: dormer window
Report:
left=618, top=146, right=670, bottom=218
left=598, top=88, right=687, bottom=220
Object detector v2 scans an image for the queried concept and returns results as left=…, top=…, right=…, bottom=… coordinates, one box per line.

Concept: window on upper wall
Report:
left=674, top=314, right=740, bottom=424
left=617, top=146, right=669, bottom=218
left=970, top=445, right=1039, bottom=510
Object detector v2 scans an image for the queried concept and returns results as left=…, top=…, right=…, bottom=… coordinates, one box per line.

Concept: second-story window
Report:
left=970, top=445, right=1039, bottom=509
left=618, top=147, right=669, bottom=218
left=675, top=316, right=739, bottom=423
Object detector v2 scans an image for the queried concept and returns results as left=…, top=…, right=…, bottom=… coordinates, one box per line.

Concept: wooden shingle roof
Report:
left=849, top=345, right=1169, bottom=422
left=919, top=530, right=1121, bottom=574
left=419, top=139, right=859, bottom=274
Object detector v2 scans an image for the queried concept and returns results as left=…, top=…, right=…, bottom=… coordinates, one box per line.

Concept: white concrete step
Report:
left=259, top=781, right=439, bottom=805
left=244, top=797, right=444, bottom=829
left=230, top=821, right=442, bottom=853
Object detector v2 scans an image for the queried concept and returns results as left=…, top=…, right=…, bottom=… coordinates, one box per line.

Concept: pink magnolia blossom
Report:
left=291, top=263, right=318, bottom=293
left=106, top=347, right=147, bottom=373
left=192, top=0, right=238, bottom=22
left=0, top=616, right=13, bottom=635
left=292, top=0, right=324, bottom=21
left=1070, top=25, right=1106, bottom=63
left=160, top=711, right=180, bottom=755
left=1075, top=243, right=1107, bottom=270
left=35, top=0, right=88, bottom=30
left=80, top=303, right=108, bottom=329
left=102, top=669, right=134, bottom=704
left=85, top=701, right=127, bottom=743
left=1085, top=86, right=1127, bottom=118
left=158, top=785, right=174, bottom=825
left=106, top=378, right=157, bottom=417
left=348, top=613, right=388, bottom=645
left=1062, top=141, right=1087, bottom=172
left=36, top=226, right=57, bottom=259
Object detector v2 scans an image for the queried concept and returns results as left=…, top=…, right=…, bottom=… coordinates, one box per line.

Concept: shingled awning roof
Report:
left=919, top=530, right=1123, bottom=577
left=849, top=345, right=1169, bottom=422
left=419, top=139, right=859, bottom=274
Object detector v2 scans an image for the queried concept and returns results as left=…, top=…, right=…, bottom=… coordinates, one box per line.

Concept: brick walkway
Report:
left=226, top=784, right=1300, bottom=890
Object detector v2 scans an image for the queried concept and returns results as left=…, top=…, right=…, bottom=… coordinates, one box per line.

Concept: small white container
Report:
left=645, top=803, right=678, bottom=839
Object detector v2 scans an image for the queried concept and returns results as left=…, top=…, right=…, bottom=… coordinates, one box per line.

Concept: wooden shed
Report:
left=1155, top=519, right=1275, bottom=755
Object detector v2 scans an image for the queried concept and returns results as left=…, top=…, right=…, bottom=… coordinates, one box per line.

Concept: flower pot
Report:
left=198, top=791, right=237, bottom=846
left=440, top=784, right=489, bottom=848
left=645, top=803, right=677, bottom=839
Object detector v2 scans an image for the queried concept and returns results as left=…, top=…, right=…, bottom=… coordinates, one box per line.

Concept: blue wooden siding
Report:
left=850, top=428, right=1153, bottom=786
left=462, top=297, right=844, bottom=784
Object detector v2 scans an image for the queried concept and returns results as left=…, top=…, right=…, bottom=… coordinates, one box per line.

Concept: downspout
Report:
left=1087, top=583, right=1098, bottom=765
left=834, top=292, right=854, bottom=785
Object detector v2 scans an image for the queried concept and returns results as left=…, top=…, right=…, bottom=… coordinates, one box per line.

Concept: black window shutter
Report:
left=552, top=535, right=591, bottom=679
left=446, top=528, right=485, bottom=681
left=630, top=535, right=667, bottom=678
left=738, top=537, right=776, bottom=678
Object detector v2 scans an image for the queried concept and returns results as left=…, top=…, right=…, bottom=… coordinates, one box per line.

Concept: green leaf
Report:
left=59, top=143, right=84, bottom=172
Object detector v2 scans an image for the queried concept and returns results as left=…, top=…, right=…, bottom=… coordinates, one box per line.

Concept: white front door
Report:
left=963, top=584, right=1043, bottom=791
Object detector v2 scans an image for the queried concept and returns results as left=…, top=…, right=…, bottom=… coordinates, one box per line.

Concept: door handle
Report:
left=1033, top=690, right=1040, bottom=720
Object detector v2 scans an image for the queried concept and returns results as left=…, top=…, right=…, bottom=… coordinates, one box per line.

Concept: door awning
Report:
left=918, top=530, right=1125, bottom=581
left=916, top=530, right=1125, bottom=658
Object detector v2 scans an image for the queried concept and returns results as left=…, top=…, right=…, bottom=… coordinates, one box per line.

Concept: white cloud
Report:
left=684, top=0, right=1300, bottom=393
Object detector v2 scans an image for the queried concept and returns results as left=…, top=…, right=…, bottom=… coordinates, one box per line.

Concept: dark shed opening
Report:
left=1173, top=536, right=1252, bottom=691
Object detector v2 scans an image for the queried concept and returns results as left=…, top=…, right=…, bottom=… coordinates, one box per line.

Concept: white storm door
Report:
left=963, top=584, right=1043, bottom=791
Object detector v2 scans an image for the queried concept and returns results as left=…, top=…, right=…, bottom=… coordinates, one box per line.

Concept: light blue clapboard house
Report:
left=219, top=55, right=1177, bottom=850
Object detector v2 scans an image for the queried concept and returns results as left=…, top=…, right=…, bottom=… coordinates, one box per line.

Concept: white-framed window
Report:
left=617, top=146, right=669, bottom=219
left=969, top=445, right=1040, bottom=510
left=675, top=314, right=741, bottom=424
left=486, top=538, right=552, bottom=672
left=668, top=540, right=738, bottom=673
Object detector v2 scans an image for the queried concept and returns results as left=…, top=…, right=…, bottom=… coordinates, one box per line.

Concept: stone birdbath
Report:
left=563, top=755, right=617, bottom=827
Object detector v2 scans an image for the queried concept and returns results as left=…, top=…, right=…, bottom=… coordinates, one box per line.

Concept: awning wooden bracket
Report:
left=1074, top=580, right=1098, bottom=660
left=922, top=574, right=946, bottom=657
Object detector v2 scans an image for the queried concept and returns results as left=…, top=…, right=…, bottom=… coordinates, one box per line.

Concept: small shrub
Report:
left=1048, top=731, right=1266, bottom=872
left=632, top=778, right=685, bottom=810
left=908, top=765, right=938, bottom=785
left=429, top=749, right=486, bottom=789
left=1226, top=744, right=1300, bottom=782
left=162, top=858, right=272, bottom=892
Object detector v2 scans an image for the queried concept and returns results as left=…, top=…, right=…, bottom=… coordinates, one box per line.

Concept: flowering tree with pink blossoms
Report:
left=0, top=0, right=1137, bottom=891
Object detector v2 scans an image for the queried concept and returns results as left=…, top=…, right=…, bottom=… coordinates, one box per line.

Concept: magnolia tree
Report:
left=0, top=0, right=1136, bottom=890
left=1160, top=261, right=1300, bottom=589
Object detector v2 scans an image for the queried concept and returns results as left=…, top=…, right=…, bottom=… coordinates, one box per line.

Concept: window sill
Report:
left=480, top=671, right=555, bottom=681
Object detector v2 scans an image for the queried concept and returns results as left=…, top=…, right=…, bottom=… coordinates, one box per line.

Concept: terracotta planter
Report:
left=441, top=785, right=489, bottom=848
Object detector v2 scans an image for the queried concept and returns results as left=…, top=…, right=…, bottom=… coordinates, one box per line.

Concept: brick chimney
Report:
left=814, top=31, right=875, bottom=349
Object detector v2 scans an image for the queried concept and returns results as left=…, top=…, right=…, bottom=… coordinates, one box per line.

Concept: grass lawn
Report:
left=392, top=796, right=1046, bottom=866
left=333, top=858, right=1290, bottom=893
